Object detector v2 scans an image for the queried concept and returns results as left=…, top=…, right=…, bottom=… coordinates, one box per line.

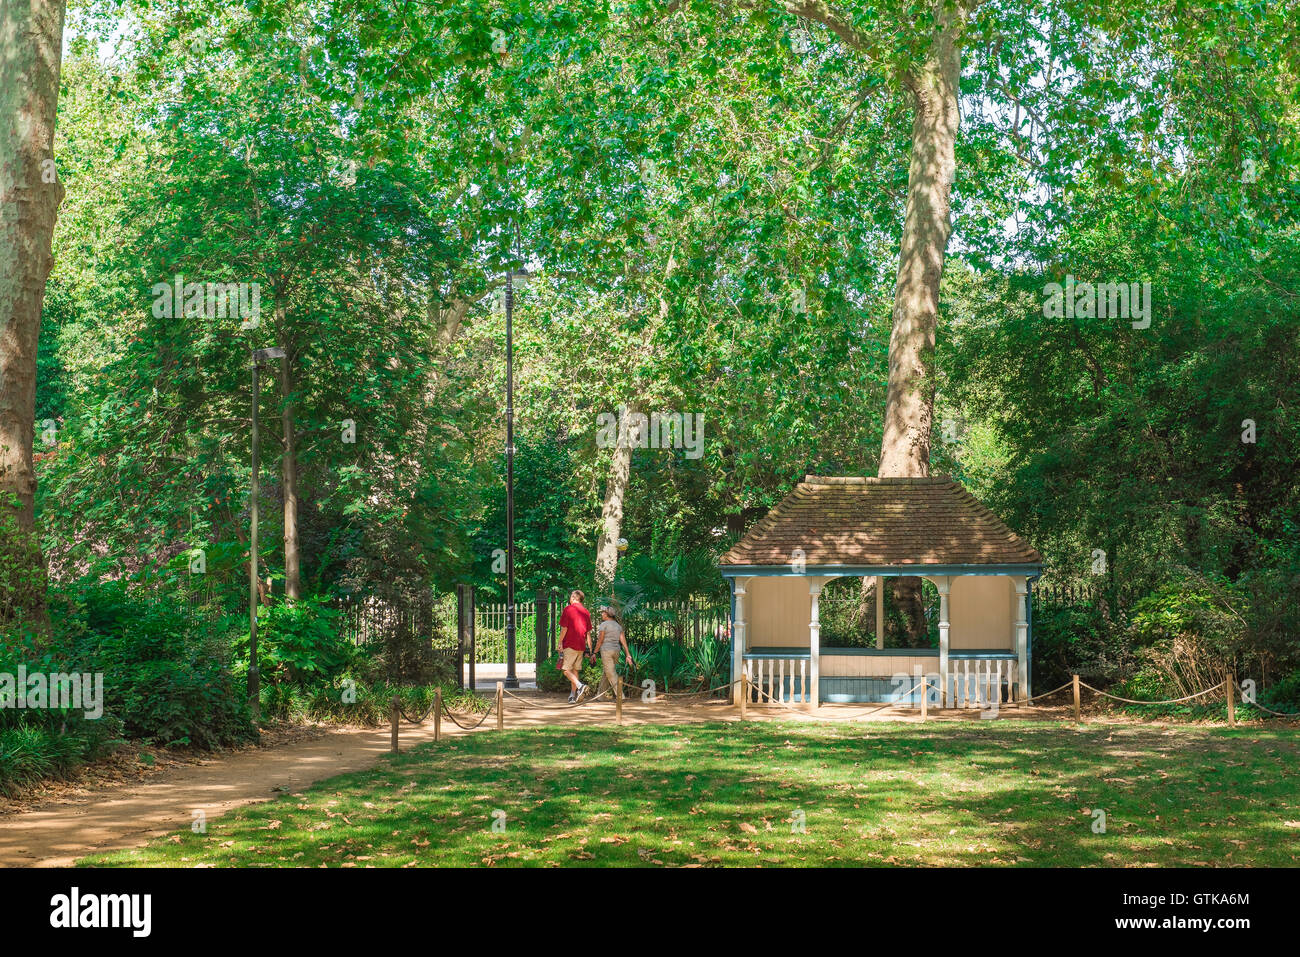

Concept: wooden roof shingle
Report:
left=719, top=476, right=1043, bottom=568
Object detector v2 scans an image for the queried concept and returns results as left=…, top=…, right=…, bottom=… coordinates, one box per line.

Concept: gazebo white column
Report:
left=1013, top=577, right=1029, bottom=702
left=731, top=577, right=749, bottom=705
left=875, top=575, right=885, bottom=649
left=933, top=577, right=951, bottom=707
left=808, top=579, right=824, bottom=709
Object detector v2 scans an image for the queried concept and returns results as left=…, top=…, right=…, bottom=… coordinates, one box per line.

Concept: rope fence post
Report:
left=920, top=677, right=928, bottom=722
left=616, top=688, right=623, bottom=725
left=1226, top=673, right=1235, bottom=727
left=496, top=681, right=504, bottom=731
left=1072, top=674, right=1081, bottom=724
left=740, top=673, right=748, bottom=721
left=390, top=695, right=400, bottom=753
left=434, top=688, right=442, bottom=742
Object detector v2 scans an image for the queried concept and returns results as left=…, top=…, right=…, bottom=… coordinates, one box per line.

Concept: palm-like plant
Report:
left=611, top=549, right=727, bottom=642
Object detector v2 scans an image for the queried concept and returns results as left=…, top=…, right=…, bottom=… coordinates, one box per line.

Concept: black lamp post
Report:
left=248, top=345, right=285, bottom=721
left=503, top=269, right=527, bottom=690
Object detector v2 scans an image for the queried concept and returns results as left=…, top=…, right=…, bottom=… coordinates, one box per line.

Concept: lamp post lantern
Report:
left=249, top=346, right=285, bottom=721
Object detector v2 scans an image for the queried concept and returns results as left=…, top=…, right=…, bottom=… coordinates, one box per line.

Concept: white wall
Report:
left=747, top=577, right=811, bottom=647
left=948, top=576, right=1015, bottom=649
left=821, top=654, right=938, bottom=677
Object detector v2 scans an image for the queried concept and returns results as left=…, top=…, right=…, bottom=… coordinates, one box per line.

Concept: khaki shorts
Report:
left=562, top=647, right=586, bottom=671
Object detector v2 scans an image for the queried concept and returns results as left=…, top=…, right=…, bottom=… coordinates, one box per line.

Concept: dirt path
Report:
left=0, top=694, right=1078, bottom=867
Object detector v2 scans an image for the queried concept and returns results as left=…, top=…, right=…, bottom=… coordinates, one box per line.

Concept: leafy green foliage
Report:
left=1031, top=604, right=1136, bottom=690
left=74, top=583, right=255, bottom=749
left=241, top=596, right=353, bottom=686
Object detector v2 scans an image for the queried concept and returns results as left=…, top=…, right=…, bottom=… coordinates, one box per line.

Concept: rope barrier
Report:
left=1079, top=680, right=1226, bottom=706
left=502, top=686, right=617, bottom=709
left=396, top=699, right=439, bottom=724
left=440, top=699, right=497, bottom=731
left=1238, top=700, right=1300, bottom=718
left=395, top=672, right=1300, bottom=746
left=501, top=676, right=737, bottom=709
left=1232, top=680, right=1300, bottom=718
left=1020, top=680, right=1075, bottom=704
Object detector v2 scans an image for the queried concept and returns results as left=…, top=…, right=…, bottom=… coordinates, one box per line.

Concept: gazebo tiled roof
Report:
left=720, top=476, right=1042, bottom=568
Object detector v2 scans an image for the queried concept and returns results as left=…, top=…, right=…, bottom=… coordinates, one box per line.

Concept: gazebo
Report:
left=720, top=476, right=1043, bottom=708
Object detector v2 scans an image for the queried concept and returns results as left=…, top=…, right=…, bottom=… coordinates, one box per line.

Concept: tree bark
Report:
left=594, top=405, right=636, bottom=586
left=877, top=3, right=963, bottom=477
left=857, top=575, right=876, bottom=640
left=0, top=0, right=66, bottom=628
left=278, top=332, right=301, bottom=602
left=878, top=3, right=965, bottom=645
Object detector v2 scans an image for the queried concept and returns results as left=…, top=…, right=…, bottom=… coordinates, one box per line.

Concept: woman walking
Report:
left=593, top=606, right=632, bottom=701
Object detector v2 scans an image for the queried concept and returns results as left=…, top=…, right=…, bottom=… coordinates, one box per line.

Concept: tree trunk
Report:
left=594, top=405, right=636, bottom=586
left=278, top=329, right=300, bottom=601
left=0, top=0, right=66, bottom=628
left=877, top=5, right=964, bottom=645
left=891, top=576, right=929, bottom=647
left=877, top=6, right=962, bottom=477
left=857, top=575, right=876, bottom=640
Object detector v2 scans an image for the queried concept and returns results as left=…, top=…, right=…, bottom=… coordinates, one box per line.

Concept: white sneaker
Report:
left=576, top=683, right=589, bottom=700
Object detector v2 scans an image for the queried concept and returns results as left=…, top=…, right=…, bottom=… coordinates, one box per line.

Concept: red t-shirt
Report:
left=559, top=603, right=591, bottom=651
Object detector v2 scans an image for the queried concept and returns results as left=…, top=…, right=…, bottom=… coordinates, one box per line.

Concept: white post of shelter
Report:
left=808, top=579, right=823, bottom=709
left=875, top=575, right=885, bottom=649
left=1013, top=577, right=1029, bottom=702
left=732, top=577, right=749, bottom=705
left=935, top=576, right=951, bottom=707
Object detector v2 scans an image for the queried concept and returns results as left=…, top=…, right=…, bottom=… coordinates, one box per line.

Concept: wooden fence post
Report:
left=616, top=688, right=623, bottom=725
left=496, top=681, right=504, bottom=731
left=740, top=673, right=748, bottom=720
left=390, top=695, right=400, bottom=753
left=920, top=677, right=928, bottom=722
left=1226, top=673, right=1235, bottom=727
left=434, top=688, right=442, bottom=743
left=1072, top=674, right=1081, bottom=724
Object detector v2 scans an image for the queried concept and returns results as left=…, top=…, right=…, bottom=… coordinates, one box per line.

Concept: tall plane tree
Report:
left=716, top=0, right=971, bottom=642
left=0, top=0, right=66, bottom=628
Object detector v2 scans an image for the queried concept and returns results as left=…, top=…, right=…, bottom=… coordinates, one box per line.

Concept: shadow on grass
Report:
left=81, top=722, right=1300, bottom=868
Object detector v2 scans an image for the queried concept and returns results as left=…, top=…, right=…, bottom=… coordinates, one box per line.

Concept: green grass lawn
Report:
left=82, top=721, right=1300, bottom=867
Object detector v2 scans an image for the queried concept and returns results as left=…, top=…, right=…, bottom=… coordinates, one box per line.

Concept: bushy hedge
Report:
left=74, top=582, right=256, bottom=749
left=1031, top=602, right=1136, bottom=691
left=0, top=628, right=124, bottom=795
left=235, top=595, right=356, bottom=686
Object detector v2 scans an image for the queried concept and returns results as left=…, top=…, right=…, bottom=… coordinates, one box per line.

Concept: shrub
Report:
left=1031, top=602, right=1135, bottom=690
left=1258, top=670, right=1300, bottom=714
left=677, top=637, right=732, bottom=692
left=0, top=627, right=124, bottom=795
left=240, top=595, right=355, bottom=686
left=0, top=502, right=48, bottom=631
left=75, top=582, right=255, bottom=749
left=1123, top=581, right=1245, bottom=700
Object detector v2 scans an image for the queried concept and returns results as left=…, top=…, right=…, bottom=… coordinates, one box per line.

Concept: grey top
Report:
left=595, top=619, right=624, bottom=653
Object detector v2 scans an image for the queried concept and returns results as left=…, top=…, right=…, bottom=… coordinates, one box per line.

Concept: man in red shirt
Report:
left=558, top=589, right=592, bottom=702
